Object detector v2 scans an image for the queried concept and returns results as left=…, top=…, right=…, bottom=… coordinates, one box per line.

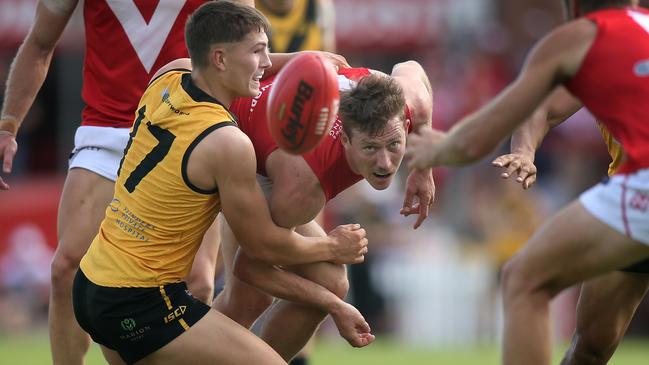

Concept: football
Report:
left=267, top=53, right=339, bottom=154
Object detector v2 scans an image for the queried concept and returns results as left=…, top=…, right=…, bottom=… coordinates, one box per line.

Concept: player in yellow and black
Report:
left=256, top=0, right=336, bottom=53
left=71, top=2, right=368, bottom=364
left=492, top=85, right=649, bottom=365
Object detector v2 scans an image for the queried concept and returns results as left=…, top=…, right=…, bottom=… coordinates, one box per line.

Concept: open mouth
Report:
left=373, top=172, right=392, bottom=179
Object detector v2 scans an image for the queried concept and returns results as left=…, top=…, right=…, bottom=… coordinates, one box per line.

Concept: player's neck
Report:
left=190, top=69, right=234, bottom=107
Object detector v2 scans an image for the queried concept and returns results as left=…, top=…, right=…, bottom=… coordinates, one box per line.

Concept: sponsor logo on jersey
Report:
left=162, top=88, right=189, bottom=115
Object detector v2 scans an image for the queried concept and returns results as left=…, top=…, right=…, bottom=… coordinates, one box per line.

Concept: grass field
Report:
left=1, top=331, right=648, bottom=364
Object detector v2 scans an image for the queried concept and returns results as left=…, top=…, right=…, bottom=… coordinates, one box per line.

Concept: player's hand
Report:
left=0, top=130, right=18, bottom=191
left=406, top=126, right=446, bottom=170
left=327, top=224, right=368, bottom=265
left=492, top=153, right=537, bottom=189
left=400, top=168, right=435, bottom=229
left=307, top=51, right=350, bottom=70
left=330, top=301, right=375, bottom=348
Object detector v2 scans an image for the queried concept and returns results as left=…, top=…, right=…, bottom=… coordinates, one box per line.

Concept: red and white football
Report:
left=267, top=53, right=339, bottom=154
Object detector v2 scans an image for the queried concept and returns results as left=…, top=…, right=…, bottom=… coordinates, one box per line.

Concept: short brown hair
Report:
left=185, top=1, right=270, bottom=68
left=339, top=74, right=406, bottom=139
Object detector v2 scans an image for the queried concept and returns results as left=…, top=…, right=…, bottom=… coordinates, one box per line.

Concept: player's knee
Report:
left=328, top=269, right=349, bottom=300
left=308, top=264, right=349, bottom=300
left=500, top=257, right=534, bottom=299
left=50, top=249, right=83, bottom=286
left=501, top=257, right=558, bottom=303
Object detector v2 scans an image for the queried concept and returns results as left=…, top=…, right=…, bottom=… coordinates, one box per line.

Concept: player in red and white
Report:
left=206, top=62, right=434, bottom=360
left=406, top=1, right=649, bottom=364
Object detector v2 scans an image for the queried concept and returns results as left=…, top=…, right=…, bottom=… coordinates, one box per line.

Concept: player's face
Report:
left=224, top=30, right=271, bottom=97
left=342, top=116, right=407, bottom=190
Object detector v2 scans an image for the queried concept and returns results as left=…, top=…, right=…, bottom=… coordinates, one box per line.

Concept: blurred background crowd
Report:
left=0, top=0, right=648, bottom=349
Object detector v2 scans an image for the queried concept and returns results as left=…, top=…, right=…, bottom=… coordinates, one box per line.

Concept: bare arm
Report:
left=233, top=221, right=374, bottom=347
left=391, top=61, right=435, bottom=229
left=0, top=0, right=78, bottom=188
left=407, top=19, right=596, bottom=169
left=1, top=0, right=78, bottom=135
left=265, top=51, right=349, bottom=79
left=491, top=87, right=582, bottom=189
left=203, top=127, right=368, bottom=266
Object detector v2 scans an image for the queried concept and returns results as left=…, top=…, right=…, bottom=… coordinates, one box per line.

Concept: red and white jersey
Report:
left=231, top=67, right=411, bottom=201
left=81, top=0, right=204, bottom=128
left=566, top=7, right=649, bottom=174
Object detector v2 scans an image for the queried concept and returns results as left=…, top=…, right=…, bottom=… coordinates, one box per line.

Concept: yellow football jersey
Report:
left=257, top=0, right=327, bottom=52
left=597, top=122, right=624, bottom=176
left=80, top=70, right=237, bottom=287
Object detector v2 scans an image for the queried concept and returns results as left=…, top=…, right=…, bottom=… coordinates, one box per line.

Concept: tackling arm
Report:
left=205, top=127, right=368, bottom=266
left=391, top=60, right=435, bottom=228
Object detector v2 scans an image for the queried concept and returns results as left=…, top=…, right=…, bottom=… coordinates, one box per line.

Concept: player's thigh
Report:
left=101, top=346, right=127, bottom=365
left=575, top=271, right=649, bottom=333
left=56, top=168, right=114, bottom=257
left=506, top=200, right=649, bottom=292
left=140, top=309, right=286, bottom=365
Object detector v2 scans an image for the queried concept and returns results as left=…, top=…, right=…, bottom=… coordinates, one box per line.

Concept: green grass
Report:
left=1, top=331, right=648, bottom=364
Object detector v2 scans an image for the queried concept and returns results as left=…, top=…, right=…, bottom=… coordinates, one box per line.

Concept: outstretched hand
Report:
left=492, top=153, right=538, bottom=189
left=330, top=301, right=376, bottom=348
left=406, top=126, right=446, bottom=170
left=0, top=132, right=17, bottom=191
left=400, top=168, right=435, bottom=229
left=327, top=224, right=368, bottom=265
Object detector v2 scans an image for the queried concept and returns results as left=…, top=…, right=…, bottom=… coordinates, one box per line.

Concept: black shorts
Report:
left=72, top=269, right=210, bottom=364
left=620, top=257, right=649, bottom=273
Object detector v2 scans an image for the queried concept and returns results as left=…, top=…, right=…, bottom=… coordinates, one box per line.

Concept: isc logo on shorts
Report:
left=163, top=305, right=187, bottom=324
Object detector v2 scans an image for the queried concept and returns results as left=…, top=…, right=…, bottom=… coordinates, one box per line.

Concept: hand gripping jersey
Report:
left=231, top=67, right=411, bottom=201
left=256, top=0, right=326, bottom=52
left=566, top=7, right=649, bottom=174
left=81, top=0, right=204, bottom=128
left=80, top=70, right=237, bottom=287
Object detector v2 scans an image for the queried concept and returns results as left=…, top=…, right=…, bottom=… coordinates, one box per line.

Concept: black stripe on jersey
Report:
left=181, top=122, right=239, bottom=194
left=284, top=0, right=317, bottom=53
left=148, top=68, right=191, bottom=86
left=181, top=73, right=228, bottom=108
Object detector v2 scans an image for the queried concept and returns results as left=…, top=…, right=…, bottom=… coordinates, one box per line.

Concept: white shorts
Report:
left=68, top=126, right=131, bottom=182
left=580, top=168, right=649, bottom=245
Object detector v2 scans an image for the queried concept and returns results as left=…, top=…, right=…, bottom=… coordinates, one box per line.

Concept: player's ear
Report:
left=341, top=129, right=351, bottom=148
left=210, top=47, right=227, bottom=71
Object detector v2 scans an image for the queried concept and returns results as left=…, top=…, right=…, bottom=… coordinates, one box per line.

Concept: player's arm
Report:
left=264, top=51, right=349, bottom=79
left=492, top=87, right=582, bottom=189
left=391, top=61, right=435, bottom=229
left=0, top=0, right=78, bottom=188
left=391, top=60, right=433, bottom=130
left=203, top=127, right=368, bottom=266
left=150, top=58, right=193, bottom=82
left=407, top=19, right=596, bottom=169
left=232, top=222, right=373, bottom=347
